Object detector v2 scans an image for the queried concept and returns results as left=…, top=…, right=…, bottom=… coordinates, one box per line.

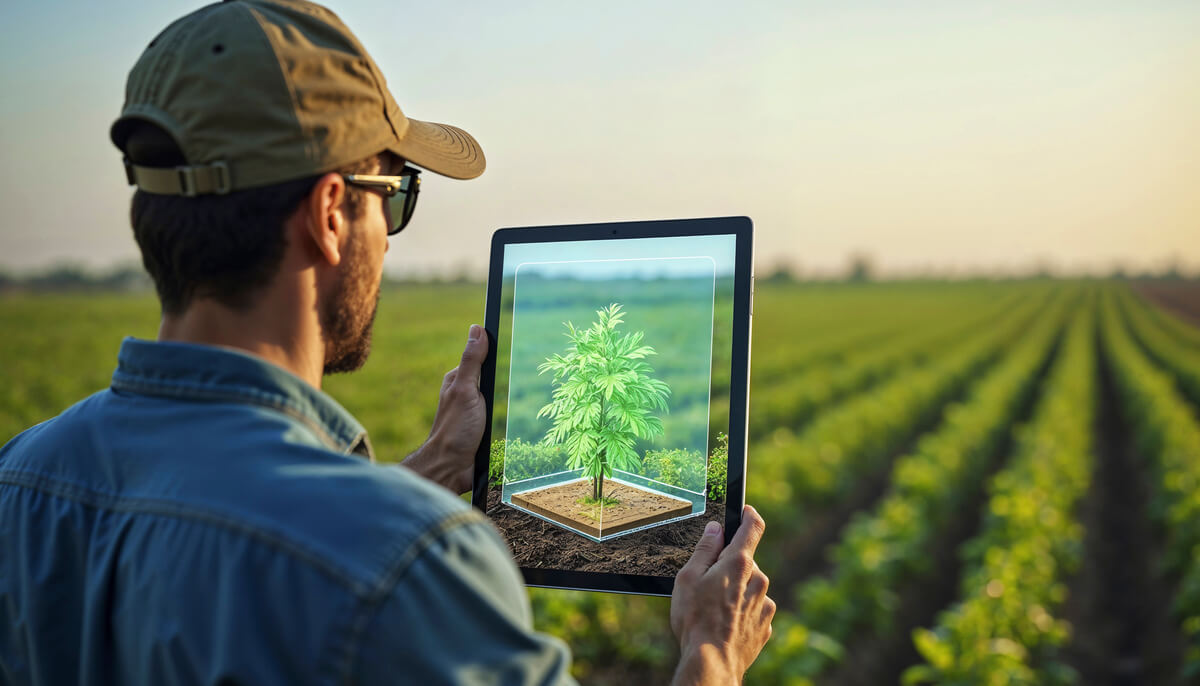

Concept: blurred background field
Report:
left=3, top=277, right=1199, bottom=685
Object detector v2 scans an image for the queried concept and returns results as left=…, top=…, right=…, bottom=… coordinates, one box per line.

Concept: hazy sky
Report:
left=504, top=235, right=736, bottom=277
left=2, top=1, right=1197, bottom=277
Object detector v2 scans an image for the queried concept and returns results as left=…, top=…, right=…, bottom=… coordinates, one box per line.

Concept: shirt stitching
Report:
left=0, top=469, right=373, bottom=597
left=111, top=374, right=363, bottom=457
left=332, top=510, right=490, bottom=685
left=112, top=340, right=369, bottom=455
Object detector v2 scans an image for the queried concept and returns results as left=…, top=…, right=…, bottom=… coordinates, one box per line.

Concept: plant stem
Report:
left=596, top=393, right=607, bottom=502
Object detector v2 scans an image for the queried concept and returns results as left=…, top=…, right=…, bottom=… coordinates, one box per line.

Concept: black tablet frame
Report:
left=471, top=216, right=754, bottom=596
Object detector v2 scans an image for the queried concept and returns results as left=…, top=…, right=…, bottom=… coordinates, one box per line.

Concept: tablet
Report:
left=472, top=216, right=753, bottom=596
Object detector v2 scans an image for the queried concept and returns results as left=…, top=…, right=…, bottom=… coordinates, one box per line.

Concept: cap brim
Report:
left=389, top=119, right=486, bottom=180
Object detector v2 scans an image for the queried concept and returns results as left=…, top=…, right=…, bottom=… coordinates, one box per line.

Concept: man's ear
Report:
left=302, top=172, right=350, bottom=267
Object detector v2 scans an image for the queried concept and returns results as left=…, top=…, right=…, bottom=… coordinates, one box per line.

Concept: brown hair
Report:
left=124, top=122, right=378, bottom=314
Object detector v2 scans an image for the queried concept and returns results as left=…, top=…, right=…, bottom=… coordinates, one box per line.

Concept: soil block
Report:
left=509, top=478, right=693, bottom=539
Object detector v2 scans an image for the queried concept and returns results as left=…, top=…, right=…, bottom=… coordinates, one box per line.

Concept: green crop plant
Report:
left=537, top=303, right=671, bottom=502
left=707, top=432, right=728, bottom=502
left=489, top=437, right=570, bottom=485
left=642, top=447, right=706, bottom=493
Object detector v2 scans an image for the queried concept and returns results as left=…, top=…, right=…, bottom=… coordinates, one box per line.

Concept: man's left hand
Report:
left=401, top=324, right=489, bottom=494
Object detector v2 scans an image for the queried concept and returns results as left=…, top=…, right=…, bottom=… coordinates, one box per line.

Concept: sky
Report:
left=504, top=235, right=736, bottom=278
left=1, top=1, right=1197, bottom=278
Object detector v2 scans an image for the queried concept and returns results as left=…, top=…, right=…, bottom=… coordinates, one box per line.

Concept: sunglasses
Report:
left=342, top=165, right=421, bottom=235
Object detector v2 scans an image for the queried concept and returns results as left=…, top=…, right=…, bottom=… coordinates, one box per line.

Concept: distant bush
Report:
left=642, top=447, right=706, bottom=493
left=0, top=264, right=152, bottom=293
left=639, top=433, right=728, bottom=501
left=488, top=439, right=505, bottom=485
left=707, top=432, right=728, bottom=502
left=493, top=434, right=730, bottom=502
left=490, top=438, right=567, bottom=485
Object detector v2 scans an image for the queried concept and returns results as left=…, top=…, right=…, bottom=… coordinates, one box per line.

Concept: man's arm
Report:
left=401, top=324, right=488, bottom=494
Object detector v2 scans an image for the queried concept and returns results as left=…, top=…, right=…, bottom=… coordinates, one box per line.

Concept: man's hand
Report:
left=670, top=505, right=775, bottom=685
left=401, top=324, right=488, bottom=494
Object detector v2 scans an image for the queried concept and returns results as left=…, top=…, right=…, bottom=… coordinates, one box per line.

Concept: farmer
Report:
left=0, top=1, right=774, bottom=684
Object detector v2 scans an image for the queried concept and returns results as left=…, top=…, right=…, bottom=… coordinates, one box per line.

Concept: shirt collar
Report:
left=110, top=337, right=375, bottom=461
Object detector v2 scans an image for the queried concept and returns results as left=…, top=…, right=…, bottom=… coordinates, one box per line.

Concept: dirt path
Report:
left=1060, top=335, right=1185, bottom=685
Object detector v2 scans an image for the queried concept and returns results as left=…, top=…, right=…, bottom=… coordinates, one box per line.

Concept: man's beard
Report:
left=321, top=230, right=380, bottom=375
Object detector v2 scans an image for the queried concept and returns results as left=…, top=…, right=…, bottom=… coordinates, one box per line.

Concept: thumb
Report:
left=457, top=325, right=488, bottom=388
left=682, top=520, right=724, bottom=575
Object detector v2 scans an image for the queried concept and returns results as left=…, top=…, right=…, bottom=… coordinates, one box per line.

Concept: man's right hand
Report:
left=669, top=505, right=775, bottom=685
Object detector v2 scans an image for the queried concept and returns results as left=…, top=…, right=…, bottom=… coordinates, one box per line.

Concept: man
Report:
left=0, top=1, right=774, bottom=684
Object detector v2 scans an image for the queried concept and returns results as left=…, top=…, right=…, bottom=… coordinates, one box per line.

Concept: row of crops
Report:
left=2, top=280, right=1198, bottom=683
left=758, top=288, right=1069, bottom=682
left=527, top=281, right=1200, bottom=685
left=1102, top=289, right=1200, bottom=682
left=905, top=298, right=1096, bottom=685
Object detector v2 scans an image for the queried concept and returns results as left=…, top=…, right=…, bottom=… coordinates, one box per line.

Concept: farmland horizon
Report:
left=1, top=226, right=1197, bottom=281
left=2, top=252, right=1197, bottom=288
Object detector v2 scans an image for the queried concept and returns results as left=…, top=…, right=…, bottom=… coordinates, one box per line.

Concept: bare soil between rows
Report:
left=510, top=479, right=694, bottom=538
left=1060, top=332, right=1186, bottom=685
left=487, top=485, right=723, bottom=577
left=820, top=323, right=1062, bottom=686
left=1134, top=281, right=1200, bottom=326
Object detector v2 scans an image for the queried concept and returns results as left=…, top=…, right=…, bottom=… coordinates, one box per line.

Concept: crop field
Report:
left=2, top=280, right=1199, bottom=685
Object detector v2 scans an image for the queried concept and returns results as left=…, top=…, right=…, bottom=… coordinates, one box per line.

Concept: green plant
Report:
left=748, top=292, right=1052, bottom=573
left=577, top=496, right=622, bottom=507
left=904, top=299, right=1094, bottom=686
left=638, top=432, right=729, bottom=500
left=708, top=432, right=729, bottom=502
left=642, top=447, right=705, bottom=492
left=488, top=438, right=505, bottom=485
left=1099, top=287, right=1200, bottom=678
left=755, top=292, right=1068, bottom=684
left=490, top=438, right=569, bottom=484
left=537, top=303, right=671, bottom=502
left=1115, top=286, right=1200, bottom=407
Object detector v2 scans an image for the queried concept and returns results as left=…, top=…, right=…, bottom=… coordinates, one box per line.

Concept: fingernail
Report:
left=704, top=521, right=721, bottom=536
left=468, top=325, right=481, bottom=341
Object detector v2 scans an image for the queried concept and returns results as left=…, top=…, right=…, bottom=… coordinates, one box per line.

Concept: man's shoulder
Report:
left=0, top=389, right=111, bottom=467
left=0, top=387, right=495, bottom=597
left=145, top=431, right=491, bottom=597
left=237, top=448, right=490, bottom=593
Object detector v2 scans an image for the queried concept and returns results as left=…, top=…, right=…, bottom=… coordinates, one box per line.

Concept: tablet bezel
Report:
left=471, top=216, right=754, bottom=596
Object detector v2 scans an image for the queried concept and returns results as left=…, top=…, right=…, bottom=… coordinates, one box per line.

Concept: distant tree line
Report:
left=0, top=264, right=153, bottom=294
left=758, top=254, right=1197, bottom=284
left=0, top=264, right=485, bottom=294
left=2, top=259, right=1195, bottom=294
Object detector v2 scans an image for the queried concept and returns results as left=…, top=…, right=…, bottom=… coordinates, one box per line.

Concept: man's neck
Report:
left=158, top=288, right=325, bottom=389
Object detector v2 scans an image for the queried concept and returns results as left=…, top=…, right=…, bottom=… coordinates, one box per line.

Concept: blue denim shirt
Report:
left=0, top=338, right=575, bottom=686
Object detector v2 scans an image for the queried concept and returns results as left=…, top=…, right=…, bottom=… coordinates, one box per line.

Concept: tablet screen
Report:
left=482, top=229, right=741, bottom=585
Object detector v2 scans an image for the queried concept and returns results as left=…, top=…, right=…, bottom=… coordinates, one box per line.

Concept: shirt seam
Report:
left=331, top=510, right=491, bottom=685
left=111, top=373, right=363, bottom=457
left=0, top=469, right=373, bottom=597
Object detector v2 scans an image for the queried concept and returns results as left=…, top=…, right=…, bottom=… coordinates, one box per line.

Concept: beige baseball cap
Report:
left=111, top=0, right=485, bottom=196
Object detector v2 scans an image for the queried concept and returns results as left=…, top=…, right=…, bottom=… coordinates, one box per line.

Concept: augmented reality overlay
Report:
left=486, top=234, right=736, bottom=576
